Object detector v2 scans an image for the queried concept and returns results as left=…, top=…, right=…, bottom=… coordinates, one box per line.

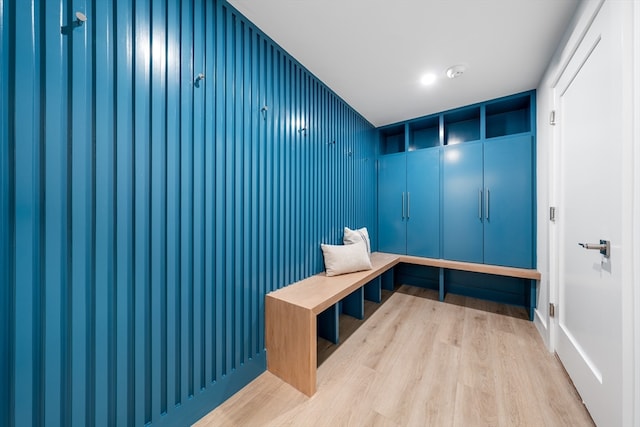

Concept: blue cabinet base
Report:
left=317, top=263, right=537, bottom=356
left=318, top=304, right=340, bottom=344
left=364, top=277, right=382, bottom=303
left=394, top=263, right=536, bottom=320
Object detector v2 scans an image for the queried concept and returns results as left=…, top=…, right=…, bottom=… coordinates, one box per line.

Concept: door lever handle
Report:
left=578, top=240, right=610, bottom=258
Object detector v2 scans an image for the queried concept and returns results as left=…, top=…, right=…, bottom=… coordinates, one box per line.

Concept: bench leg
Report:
left=438, top=267, right=445, bottom=302
left=364, top=276, right=382, bottom=303
left=266, top=296, right=317, bottom=396
left=528, top=279, right=537, bottom=321
left=318, top=303, right=340, bottom=344
left=343, top=287, right=364, bottom=319
left=381, top=269, right=394, bottom=291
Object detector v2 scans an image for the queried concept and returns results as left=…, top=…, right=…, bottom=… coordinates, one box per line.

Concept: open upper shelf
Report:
left=377, top=91, right=535, bottom=155
left=444, top=107, right=480, bottom=145
left=485, top=93, right=532, bottom=138
left=409, top=116, right=440, bottom=151
left=380, top=124, right=405, bottom=155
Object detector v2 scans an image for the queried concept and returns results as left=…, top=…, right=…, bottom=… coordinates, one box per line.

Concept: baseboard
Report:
left=153, top=350, right=267, bottom=427
left=534, top=308, right=552, bottom=351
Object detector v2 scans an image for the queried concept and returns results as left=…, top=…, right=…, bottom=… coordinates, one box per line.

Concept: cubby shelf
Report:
left=380, top=124, right=405, bottom=155
left=444, top=107, right=480, bottom=145
left=409, top=116, right=440, bottom=151
left=486, top=93, right=532, bottom=138
left=377, top=91, right=535, bottom=155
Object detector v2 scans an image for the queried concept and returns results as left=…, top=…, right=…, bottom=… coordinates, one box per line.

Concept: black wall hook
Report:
left=61, top=11, right=87, bottom=35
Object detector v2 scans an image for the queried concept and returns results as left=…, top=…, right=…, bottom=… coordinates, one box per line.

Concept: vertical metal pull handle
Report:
left=402, top=192, right=405, bottom=219
left=478, top=189, right=483, bottom=221
left=407, top=192, right=410, bottom=219
left=486, top=188, right=490, bottom=220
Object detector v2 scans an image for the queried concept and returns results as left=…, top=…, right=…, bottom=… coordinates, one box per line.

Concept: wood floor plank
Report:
left=194, top=287, right=594, bottom=427
left=457, top=311, right=499, bottom=426
left=404, top=340, right=460, bottom=427
left=452, top=383, right=499, bottom=427
left=492, top=329, right=547, bottom=426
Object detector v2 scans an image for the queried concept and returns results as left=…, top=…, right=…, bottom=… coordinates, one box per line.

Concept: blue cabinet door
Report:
left=406, top=149, right=440, bottom=258
left=378, top=153, right=406, bottom=254
left=483, top=135, right=534, bottom=268
left=442, top=142, right=484, bottom=263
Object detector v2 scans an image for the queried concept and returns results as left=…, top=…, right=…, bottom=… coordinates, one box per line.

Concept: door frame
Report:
left=547, top=0, right=639, bottom=425
left=631, top=3, right=640, bottom=425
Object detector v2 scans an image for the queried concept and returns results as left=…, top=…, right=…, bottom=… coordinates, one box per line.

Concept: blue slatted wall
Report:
left=0, top=1, right=377, bottom=426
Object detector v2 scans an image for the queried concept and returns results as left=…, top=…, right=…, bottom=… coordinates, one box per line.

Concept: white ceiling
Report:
left=227, top=0, right=579, bottom=127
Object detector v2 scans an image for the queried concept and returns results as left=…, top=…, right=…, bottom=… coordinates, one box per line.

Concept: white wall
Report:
left=536, top=0, right=639, bottom=424
left=632, top=3, right=640, bottom=425
left=534, top=0, right=606, bottom=348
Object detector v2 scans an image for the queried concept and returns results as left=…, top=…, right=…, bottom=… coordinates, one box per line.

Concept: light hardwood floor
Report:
left=195, top=285, right=594, bottom=427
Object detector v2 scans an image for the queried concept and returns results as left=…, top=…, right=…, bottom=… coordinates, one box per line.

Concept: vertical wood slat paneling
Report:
left=13, top=0, right=38, bottom=424
left=42, top=0, right=69, bottom=425
left=33, top=1, right=45, bottom=424
left=225, top=5, right=234, bottom=377
left=249, top=27, right=259, bottom=359
left=0, top=2, right=10, bottom=427
left=114, top=0, right=135, bottom=424
left=257, top=36, right=267, bottom=354
left=73, top=0, right=96, bottom=424
left=2, top=1, right=377, bottom=426
left=203, top=0, right=216, bottom=390
left=165, top=0, right=180, bottom=413
left=193, top=0, right=206, bottom=396
left=213, top=0, right=225, bottom=386
left=242, top=21, right=251, bottom=367
left=132, top=0, right=151, bottom=424
left=232, top=13, right=242, bottom=372
left=179, top=0, right=194, bottom=407
left=150, top=0, right=167, bottom=420
left=93, top=0, right=115, bottom=425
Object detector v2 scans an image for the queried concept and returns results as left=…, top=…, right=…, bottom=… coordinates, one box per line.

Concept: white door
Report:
left=554, top=2, right=624, bottom=426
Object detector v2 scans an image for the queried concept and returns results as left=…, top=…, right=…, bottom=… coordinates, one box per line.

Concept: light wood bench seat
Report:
left=267, top=252, right=400, bottom=314
left=399, top=254, right=541, bottom=280
left=266, top=251, right=540, bottom=396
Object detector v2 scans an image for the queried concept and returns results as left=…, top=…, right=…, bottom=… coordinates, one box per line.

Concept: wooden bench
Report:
left=265, top=252, right=540, bottom=396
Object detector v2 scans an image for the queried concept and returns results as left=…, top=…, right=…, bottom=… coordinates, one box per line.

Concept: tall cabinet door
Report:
left=378, top=153, right=406, bottom=254
left=483, top=135, right=533, bottom=268
left=406, top=149, right=440, bottom=258
left=442, top=142, right=484, bottom=263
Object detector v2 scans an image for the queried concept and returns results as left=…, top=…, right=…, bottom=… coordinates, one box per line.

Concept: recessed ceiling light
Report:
left=446, top=64, right=466, bottom=79
left=420, top=73, right=437, bottom=86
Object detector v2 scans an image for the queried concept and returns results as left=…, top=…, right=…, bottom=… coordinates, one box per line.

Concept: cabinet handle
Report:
left=478, top=189, right=483, bottom=221
left=486, top=188, right=490, bottom=220
left=402, top=192, right=405, bottom=219
left=407, top=192, right=410, bottom=219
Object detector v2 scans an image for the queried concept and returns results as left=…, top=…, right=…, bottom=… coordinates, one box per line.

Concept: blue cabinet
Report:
left=377, top=91, right=536, bottom=313
left=443, top=135, right=533, bottom=268
left=379, top=91, right=535, bottom=269
left=378, top=150, right=440, bottom=257
left=378, top=153, right=407, bottom=254
left=442, top=142, right=484, bottom=263
left=407, top=149, right=440, bottom=258
left=484, top=135, right=534, bottom=267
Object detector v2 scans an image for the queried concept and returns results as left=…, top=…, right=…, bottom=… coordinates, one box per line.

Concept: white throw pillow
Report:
left=320, top=241, right=372, bottom=277
left=343, top=226, right=371, bottom=255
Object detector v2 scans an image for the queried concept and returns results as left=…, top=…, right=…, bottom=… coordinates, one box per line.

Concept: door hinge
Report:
left=549, top=303, right=556, bottom=318
left=549, top=110, right=557, bottom=126
left=550, top=206, right=556, bottom=222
